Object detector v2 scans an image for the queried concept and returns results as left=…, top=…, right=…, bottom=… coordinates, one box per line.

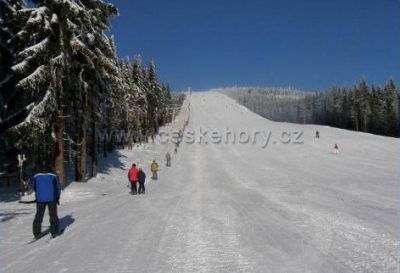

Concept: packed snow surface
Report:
left=1, top=92, right=399, bottom=273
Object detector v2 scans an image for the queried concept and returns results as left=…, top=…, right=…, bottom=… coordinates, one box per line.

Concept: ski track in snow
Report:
left=1, top=92, right=399, bottom=273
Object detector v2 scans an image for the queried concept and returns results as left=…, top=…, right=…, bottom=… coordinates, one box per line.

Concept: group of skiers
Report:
left=127, top=163, right=146, bottom=195
left=27, top=150, right=175, bottom=240
left=29, top=128, right=342, bottom=241
left=127, top=151, right=175, bottom=195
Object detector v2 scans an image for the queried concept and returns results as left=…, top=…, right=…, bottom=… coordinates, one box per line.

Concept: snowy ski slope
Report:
left=1, top=92, right=399, bottom=273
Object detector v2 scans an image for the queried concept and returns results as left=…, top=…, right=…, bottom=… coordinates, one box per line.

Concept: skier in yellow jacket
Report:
left=150, top=160, right=159, bottom=180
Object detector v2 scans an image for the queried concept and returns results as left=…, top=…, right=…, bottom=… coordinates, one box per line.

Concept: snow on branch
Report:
left=51, top=13, right=58, bottom=24
left=70, top=37, right=96, bottom=69
left=12, top=59, right=31, bottom=74
left=95, top=48, right=117, bottom=73
left=66, top=18, right=78, bottom=30
left=70, top=36, right=96, bottom=65
left=26, top=7, right=48, bottom=26
left=18, top=8, right=36, bottom=13
left=17, top=65, right=49, bottom=90
left=63, top=0, right=86, bottom=16
left=93, top=32, right=111, bottom=51
left=86, top=33, right=95, bottom=44
left=19, top=37, right=49, bottom=58
left=11, top=90, right=54, bottom=131
left=15, top=29, right=27, bottom=39
left=49, top=53, right=64, bottom=67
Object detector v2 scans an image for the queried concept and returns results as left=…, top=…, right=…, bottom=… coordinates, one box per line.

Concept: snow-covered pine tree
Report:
left=358, top=79, right=371, bottom=132
left=76, top=0, right=119, bottom=179
left=382, top=79, right=399, bottom=136
left=4, top=0, right=120, bottom=183
left=132, top=54, right=145, bottom=89
left=0, top=0, right=26, bottom=172
left=121, top=57, right=147, bottom=147
left=160, top=82, right=172, bottom=123
left=369, top=86, right=384, bottom=134
left=145, top=59, right=162, bottom=139
left=349, top=85, right=360, bottom=131
left=144, top=59, right=172, bottom=134
left=114, top=58, right=134, bottom=149
left=0, top=0, right=26, bottom=123
left=131, top=54, right=148, bottom=140
left=5, top=2, right=67, bottom=179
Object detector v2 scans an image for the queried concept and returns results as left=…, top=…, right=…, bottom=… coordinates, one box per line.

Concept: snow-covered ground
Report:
left=1, top=92, right=399, bottom=273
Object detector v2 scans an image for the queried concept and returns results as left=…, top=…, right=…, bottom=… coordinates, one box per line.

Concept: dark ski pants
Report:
left=138, top=182, right=145, bottom=194
left=33, top=202, right=59, bottom=236
left=131, top=182, right=137, bottom=194
left=152, top=171, right=158, bottom=180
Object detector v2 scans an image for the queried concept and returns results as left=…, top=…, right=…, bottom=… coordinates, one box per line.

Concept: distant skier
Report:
left=138, top=167, right=146, bottom=194
left=150, top=160, right=159, bottom=180
left=333, top=143, right=339, bottom=154
left=165, top=152, right=171, bottom=167
left=174, top=147, right=178, bottom=154
left=315, top=131, right=320, bottom=138
left=128, top=163, right=139, bottom=195
left=31, top=168, right=61, bottom=239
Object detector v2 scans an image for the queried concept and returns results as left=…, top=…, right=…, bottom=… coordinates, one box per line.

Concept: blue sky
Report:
left=108, top=0, right=400, bottom=91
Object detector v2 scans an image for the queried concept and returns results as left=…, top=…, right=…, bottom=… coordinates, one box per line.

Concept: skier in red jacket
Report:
left=128, top=163, right=139, bottom=195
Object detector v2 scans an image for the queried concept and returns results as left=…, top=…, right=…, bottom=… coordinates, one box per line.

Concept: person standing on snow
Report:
left=31, top=168, right=62, bottom=239
left=128, top=163, right=139, bottom=195
left=138, top=167, right=146, bottom=194
left=315, top=131, right=320, bottom=138
left=333, top=143, right=339, bottom=154
left=150, top=160, right=159, bottom=180
left=165, top=152, right=171, bottom=167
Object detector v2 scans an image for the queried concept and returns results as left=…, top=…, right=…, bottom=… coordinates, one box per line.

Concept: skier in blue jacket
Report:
left=31, top=169, right=61, bottom=239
